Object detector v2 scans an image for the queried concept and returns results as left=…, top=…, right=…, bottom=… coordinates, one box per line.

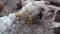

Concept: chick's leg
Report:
left=25, top=18, right=34, bottom=27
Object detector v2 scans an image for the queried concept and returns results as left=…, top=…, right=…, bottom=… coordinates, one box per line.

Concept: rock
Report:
left=0, top=2, right=4, bottom=11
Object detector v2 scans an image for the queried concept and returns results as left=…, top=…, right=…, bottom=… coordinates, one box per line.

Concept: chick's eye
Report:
left=18, top=18, right=21, bottom=20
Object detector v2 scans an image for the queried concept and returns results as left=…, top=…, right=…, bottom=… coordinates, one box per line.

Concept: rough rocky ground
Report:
left=0, top=0, right=56, bottom=34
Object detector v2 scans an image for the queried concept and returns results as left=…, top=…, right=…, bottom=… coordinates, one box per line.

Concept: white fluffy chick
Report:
left=15, top=1, right=49, bottom=27
left=0, top=13, right=16, bottom=34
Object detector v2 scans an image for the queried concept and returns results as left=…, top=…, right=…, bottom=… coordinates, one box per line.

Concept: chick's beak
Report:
left=15, top=13, right=21, bottom=20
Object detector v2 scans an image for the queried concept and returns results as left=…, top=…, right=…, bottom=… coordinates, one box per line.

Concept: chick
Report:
left=15, top=1, right=49, bottom=27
